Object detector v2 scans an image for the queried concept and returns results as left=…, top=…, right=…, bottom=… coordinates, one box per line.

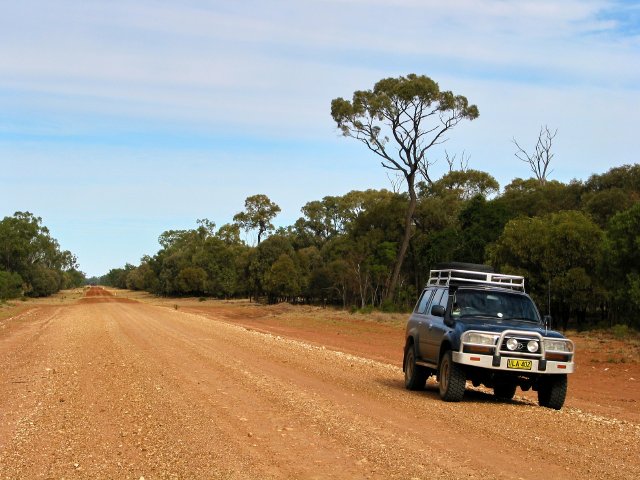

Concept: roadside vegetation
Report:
left=13, top=74, right=640, bottom=333
left=0, top=212, right=84, bottom=301
left=100, top=162, right=640, bottom=331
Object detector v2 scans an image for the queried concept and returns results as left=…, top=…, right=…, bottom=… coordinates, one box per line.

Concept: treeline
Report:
left=0, top=212, right=84, bottom=300
left=102, top=164, right=640, bottom=329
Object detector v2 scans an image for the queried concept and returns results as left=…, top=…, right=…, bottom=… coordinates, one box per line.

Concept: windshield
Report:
left=451, top=289, right=540, bottom=323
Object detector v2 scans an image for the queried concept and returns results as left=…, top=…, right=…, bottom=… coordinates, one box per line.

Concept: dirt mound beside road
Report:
left=85, top=286, right=113, bottom=297
left=81, top=286, right=136, bottom=304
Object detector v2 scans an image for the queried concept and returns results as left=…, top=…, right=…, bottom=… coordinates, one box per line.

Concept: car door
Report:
left=423, top=288, right=449, bottom=363
left=415, top=288, right=435, bottom=360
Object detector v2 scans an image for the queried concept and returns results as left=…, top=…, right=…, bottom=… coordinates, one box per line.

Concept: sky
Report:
left=1, top=0, right=639, bottom=277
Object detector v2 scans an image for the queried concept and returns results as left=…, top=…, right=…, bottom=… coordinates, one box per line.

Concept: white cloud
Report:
left=1, top=0, right=638, bottom=274
left=2, top=1, right=637, bottom=94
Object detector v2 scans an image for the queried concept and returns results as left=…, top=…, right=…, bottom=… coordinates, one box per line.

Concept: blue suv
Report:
left=403, top=263, right=575, bottom=409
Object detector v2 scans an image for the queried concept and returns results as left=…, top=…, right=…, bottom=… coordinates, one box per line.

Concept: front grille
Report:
left=500, top=337, right=540, bottom=354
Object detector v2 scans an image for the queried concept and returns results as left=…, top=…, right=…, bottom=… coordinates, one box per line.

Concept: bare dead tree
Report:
left=416, top=155, right=438, bottom=187
left=444, top=150, right=470, bottom=172
left=386, top=171, right=404, bottom=194
left=416, top=151, right=470, bottom=197
left=513, top=125, right=557, bottom=185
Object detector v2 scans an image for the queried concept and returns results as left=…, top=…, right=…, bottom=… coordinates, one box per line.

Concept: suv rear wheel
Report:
left=404, top=343, right=428, bottom=391
left=438, top=350, right=466, bottom=401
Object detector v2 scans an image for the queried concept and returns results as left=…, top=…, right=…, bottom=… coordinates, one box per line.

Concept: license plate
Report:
left=507, top=359, right=532, bottom=370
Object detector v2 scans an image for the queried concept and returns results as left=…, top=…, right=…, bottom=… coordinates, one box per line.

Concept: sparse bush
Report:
left=0, top=270, right=23, bottom=300
left=358, top=305, right=375, bottom=314
left=612, top=324, right=629, bottom=339
left=380, top=299, right=399, bottom=313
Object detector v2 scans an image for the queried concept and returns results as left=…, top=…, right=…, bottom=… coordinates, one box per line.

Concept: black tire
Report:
left=538, top=375, right=567, bottom=410
left=404, top=343, right=428, bottom=391
left=438, top=351, right=466, bottom=401
left=494, top=382, right=517, bottom=401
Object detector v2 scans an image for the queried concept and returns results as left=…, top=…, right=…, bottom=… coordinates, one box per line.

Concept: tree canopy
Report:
left=0, top=212, right=84, bottom=299
left=233, top=194, right=281, bottom=245
left=331, top=73, right=479, bottom=300
left=104, top=164, right=640, bottom=330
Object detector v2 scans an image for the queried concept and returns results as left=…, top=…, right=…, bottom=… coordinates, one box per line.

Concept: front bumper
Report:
left=452, top=351, right=574, bottom=374
left=455, top=329, right=575, bottom=374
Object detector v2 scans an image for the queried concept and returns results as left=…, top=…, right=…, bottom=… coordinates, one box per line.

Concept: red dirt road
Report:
left=180, top=302, right=640, bottom=424
left=1, top=289, right=638, bottom=479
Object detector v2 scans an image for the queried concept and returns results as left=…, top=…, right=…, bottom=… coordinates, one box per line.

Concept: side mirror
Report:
left=431, top=305, right=445, bottom=317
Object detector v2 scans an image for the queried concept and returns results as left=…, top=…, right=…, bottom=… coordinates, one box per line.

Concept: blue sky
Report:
left=1, top=0, right=639, bottom=277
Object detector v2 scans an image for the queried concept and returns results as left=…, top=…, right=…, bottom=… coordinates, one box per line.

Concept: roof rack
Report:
left=428, top=268, right=525, bottom=292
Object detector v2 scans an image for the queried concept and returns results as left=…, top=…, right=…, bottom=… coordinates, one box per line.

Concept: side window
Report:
left=431, top=289, right=445, bottom=310
left=427, top=289, right=448, bottom=315
left=415, top=289, right=434, bottom=314
left=437, top=290, right=449, bottom=308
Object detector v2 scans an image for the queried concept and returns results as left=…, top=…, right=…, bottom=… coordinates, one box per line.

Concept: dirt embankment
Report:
left=0, top=289, right=638, bottom=479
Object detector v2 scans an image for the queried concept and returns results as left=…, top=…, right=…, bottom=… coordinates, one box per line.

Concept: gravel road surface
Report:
left=1, top=291, right=638, bottom=479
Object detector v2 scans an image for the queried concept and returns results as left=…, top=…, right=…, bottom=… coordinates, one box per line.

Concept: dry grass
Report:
left=0, top=287, right=85, bottom=321
left=572, top=329, right=640, bottom=364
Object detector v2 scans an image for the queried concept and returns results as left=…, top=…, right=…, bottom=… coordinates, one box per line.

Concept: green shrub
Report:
left=612, top=324, right=629, bottom=339
left=0, top=270, right=23, bottom=300
left=380, top=300, right=399, bottom=313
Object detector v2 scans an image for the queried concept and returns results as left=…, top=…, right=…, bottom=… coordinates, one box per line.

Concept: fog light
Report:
left=506, top=338, right=518, bottom=351
left=527, top=340, right=539, bottom=353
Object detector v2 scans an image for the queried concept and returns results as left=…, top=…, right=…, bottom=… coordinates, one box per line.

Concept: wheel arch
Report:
left=438, top=339, right=453, bottom=363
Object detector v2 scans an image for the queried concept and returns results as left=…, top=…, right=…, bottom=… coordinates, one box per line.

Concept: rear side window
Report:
left=436, top=290, right=449, bottom=308
left=424, top=289, right=448, bottom=315
left=431, top=289, right=444, bottom=309
left=415, top=289, right=434, bottom=314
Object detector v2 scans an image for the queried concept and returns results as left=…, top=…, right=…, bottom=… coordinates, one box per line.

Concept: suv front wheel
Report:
left=538, top=374, right=567, bottom=410
left=439, top=350, right=466, bottom=401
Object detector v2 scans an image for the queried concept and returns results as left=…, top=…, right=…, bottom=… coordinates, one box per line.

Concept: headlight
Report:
left=465, top=332, right=498, bottom=346
left=506, top=338, right=519, bottom=351
left=544, top=339, right=573, bottom=352
left=527, top=340, right=539, bottom=353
